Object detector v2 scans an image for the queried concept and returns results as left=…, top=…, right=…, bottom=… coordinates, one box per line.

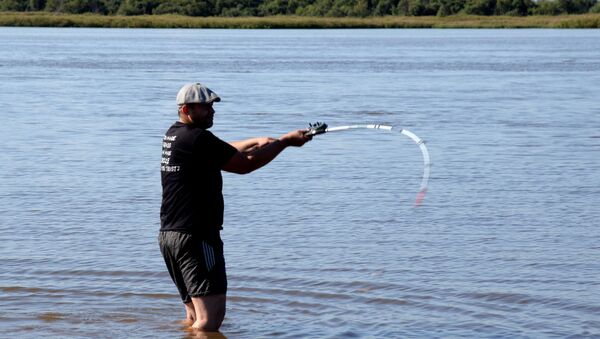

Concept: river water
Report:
left=1, top=27, right=599, bottom=338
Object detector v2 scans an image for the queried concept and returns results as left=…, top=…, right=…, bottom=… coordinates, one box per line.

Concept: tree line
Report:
left=1, top=0, right=599, bottom=17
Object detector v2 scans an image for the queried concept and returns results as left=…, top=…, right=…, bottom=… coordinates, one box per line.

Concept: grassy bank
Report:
left=1, top=12, right=600, bottom=28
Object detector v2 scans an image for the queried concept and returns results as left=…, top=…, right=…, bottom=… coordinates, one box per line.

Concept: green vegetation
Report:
left=1, top=0, right=600, bottom=17
left=1, top=12, right=599, bottom=28
left=1, top=0, right=600, bottom=28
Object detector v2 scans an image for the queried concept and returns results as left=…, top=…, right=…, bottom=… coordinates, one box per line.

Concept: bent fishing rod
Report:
left=305, top=122, right=430, bottom=207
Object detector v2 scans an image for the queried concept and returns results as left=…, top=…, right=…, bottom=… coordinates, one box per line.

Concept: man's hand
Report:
left=279, top=130, right=312, bottom=147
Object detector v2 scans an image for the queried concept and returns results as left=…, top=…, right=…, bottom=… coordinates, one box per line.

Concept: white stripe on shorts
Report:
left=202, top=241, right=215, bottom=272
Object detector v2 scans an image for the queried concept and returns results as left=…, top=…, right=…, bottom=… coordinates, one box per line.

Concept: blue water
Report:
left=1, top=27, right=599, bottom=338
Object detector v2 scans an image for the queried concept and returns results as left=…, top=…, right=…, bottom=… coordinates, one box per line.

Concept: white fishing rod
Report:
left=305, top=122, right=430, bottom=207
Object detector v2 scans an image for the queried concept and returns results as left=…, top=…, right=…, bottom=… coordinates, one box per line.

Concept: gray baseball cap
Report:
left=176, top=83, right=221, bottom=105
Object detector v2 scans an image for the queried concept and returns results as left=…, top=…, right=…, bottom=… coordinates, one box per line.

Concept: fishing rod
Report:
left=305, top=122, right=430, bottom=207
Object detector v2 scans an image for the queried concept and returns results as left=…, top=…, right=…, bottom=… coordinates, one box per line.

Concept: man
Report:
left=159, top=83, right=311, bottom=332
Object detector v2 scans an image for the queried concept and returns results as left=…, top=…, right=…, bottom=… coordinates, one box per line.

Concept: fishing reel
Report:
left=305, top=122, right=328, bottom=136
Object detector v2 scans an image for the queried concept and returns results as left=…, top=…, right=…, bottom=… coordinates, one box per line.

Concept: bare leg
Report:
left=183, top=301, right=196, bottom=324
left=191, top=294, right=226, bottom=332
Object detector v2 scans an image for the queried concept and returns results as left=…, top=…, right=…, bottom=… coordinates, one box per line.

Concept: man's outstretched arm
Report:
left=222, top=130, right=311, bottom=174
left=229, top=137, right=277, bottom=154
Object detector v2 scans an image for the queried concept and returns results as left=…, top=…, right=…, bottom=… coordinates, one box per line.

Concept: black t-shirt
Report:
left=160, top=121, right=237, bottom=235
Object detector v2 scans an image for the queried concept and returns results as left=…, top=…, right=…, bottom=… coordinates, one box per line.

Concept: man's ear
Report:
left=180, top=104, right=189, bottom=115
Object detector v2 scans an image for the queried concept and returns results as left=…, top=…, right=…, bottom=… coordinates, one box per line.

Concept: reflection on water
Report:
left=1, top=28, right=600, bottom=338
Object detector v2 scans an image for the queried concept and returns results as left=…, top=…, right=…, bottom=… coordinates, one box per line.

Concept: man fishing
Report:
left=159, top=83, right=312, bottom=332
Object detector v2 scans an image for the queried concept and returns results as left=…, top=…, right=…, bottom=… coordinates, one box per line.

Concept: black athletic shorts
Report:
left=158, top=231, right=227, bottom=303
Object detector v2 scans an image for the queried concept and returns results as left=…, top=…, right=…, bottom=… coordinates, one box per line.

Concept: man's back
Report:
left=160, top=121, right=236, bottom=234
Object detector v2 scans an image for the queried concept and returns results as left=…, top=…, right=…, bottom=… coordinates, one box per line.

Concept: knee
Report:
left=192, top=317, right=222, bottom=332
left=193, top=310, right=225, bottom=331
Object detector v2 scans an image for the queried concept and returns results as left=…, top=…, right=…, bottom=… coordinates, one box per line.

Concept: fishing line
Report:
left=305, top=123, right=430, bottom=207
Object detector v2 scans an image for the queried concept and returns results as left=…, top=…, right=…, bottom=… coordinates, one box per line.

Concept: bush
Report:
left=118, top=0, right=145, bottom=14
left=532, top=0, right=564, bottom=15
left=591, top=2, right=600, bottom=13
left=495, top=0, right=533, bottom=16
left=561, top=0, right=597, bottom=14
left=436, top=0, right=465, bottom=16
left=45, top=0, right=107, bottom=14
left=1, top=0, right=46, bottom=11
left=348, top=0, right=369, bottom=17
left=296, top=0, right=380, bottom=17
left=372, top=0, right=395, bottom=16
left=0, top=0, right=28, bottom=11
left=401, top=0, right=438, bottom=16
left=187, top=1, right=213, bottom=16
left=259, top=0, right=309, bottom=15
left=117, top=0, right=162, bottom=15
left=215, top=0, right=260, bottom=16
left=103, top=0, right=120, bottom=14
left=464, top=0, right=496, bottom=15
left=533, top=0, right=597, bottom=15
left=153, top=2, right=185, bottom=15
left=220, top=5, right=244, bottom=16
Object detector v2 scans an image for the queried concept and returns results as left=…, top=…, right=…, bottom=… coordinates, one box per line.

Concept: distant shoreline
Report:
left=1, top=12, right=599, bottom=29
